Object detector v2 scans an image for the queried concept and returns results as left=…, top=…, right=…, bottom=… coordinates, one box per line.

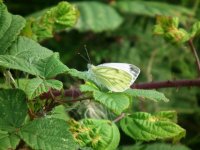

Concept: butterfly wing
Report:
left=90, top=63, right=140, bottom=92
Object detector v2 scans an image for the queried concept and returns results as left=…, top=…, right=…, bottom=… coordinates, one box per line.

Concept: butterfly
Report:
left=87, top=63, right=140, bottom=92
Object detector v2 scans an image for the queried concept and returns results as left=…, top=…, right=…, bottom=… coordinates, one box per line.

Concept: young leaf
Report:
left=0, top=130, right=20, bottom=150
left=190, top=21, right=200, bottom=38
left=0, top=3, right=26, bottom=54
left=0, top=89, right=27, bottom=132
left=69, top=119, right=120, bottom=150
left=19, top=118, right=78, bottom=150
left=80, top=83, right=130, bottom=115
left=125, top=89, right=169, bottom=102
left=153, top=16, right=190, bottom=43
left=23, top=1, right=79, bottom=41
left=120, top=112, right=186, bottom=142
left=18, top=78, right=63, bottom=99
left=75, top=1, right=123, bottom=32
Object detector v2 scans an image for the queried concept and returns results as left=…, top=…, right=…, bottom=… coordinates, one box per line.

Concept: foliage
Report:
left=0, top=0, right=200, bottom=150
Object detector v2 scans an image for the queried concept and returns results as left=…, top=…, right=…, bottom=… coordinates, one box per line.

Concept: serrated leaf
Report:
left=0, top=37, right=68, bottom=78
left=145, top=143, right=191, bottom=150
left=18, top=78, right=63, bottom=99
left=23, top=2, right=79, bottom=41
left=125, top=89, right=169, bottom=102
left=8, top=36, right=53, bottom=59
left=80, top=83, right=130, bottom=115
left=154, top=111, right=177, bottom=123
left=0, top=89, right=27, bottom=132
left=47, top=105, right=70, bottom=121
left=120, top=112, right=185, bottom=142
left=0, top=4, right=26, bottom=54
left=82, top=119, right=120, bottom=150
left=70, top=119, right=120, bottom=150
left=75, top=1, right=123, bottom=32
left=19, top=118, right=78, bottom=150
left=0, top=130, right=20, bottom=150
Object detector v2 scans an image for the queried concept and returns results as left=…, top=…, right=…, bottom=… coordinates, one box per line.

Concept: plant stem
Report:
left=132, top=79, right=200, bottom=89
left=188, top=39, right=200, bottom=77
left=40, top=79, right=200, bottom=100
left=113, top=113, right=125, bottom=123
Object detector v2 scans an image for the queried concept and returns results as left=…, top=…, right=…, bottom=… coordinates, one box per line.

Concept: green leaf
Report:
left=69, top=119, right=120, bottom=150
left=153, top=16, right=190, bottom=43
left=18, top=78, right=63, bottom=99
left=19, top=118, right=78, bottom=150
left=0, top=130, right=20, bottom=150
left=75, top=1, right=123, bottom=32
left=47, top=105, right=70, bottom=121
left=190, top=21, right=200, bottom=37
left=0, top=4, right=26, bottom=54
left=114, top=1, right=193, bottom=19
left=23, top=1, right=79, bottom=41
left=120, top=112, right=186, bottom=142
left=0, top=89, right=27, bottom=132
left=8, top=36, right=53, bottom=58
left=80, top=83, right=130, bottom=115
left=125, top=89, right=169, bottom=102
left=67, top=68, right=88, bottom=81
left=154, top=111, right=177, bottom=123
left=0, top=37, right=68, bottom=78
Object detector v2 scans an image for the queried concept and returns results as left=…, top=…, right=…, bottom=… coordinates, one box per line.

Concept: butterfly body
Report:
left=87, top=63, right=140, bottom=92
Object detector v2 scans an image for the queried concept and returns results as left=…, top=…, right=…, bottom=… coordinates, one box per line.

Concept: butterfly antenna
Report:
left=84, top=45, right=92, bottom=64
left=77, top=52, right=89, bottom=62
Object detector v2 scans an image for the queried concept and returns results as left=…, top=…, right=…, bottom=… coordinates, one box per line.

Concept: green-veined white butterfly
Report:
left=87, top=63, right=140, bottom=92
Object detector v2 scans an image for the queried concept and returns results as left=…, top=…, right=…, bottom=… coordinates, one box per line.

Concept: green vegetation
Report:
left=0, top=0, right=200, bottom=149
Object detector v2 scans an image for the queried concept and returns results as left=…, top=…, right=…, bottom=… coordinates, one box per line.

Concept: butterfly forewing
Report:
left=90, top=63, right=139, bottom=92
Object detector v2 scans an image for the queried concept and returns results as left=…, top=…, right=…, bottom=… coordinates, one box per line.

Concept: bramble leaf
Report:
left=0, top=36, right=68, bottom=78
left=75, top=1, right=123, bottom=32
left=0, top=89, right=27, bottom=132
left=120, top=112, right=185, bottom=142
left=0, top=130, right=20, bottom=150
left=80, top=83, right=130, bottom=115
left=69, top=119, right=120, bottom=150
left=18, top=78, right=63, bottom=99
left=22, top=1, right=79, bottom=41
left=0, top=3, right=26, bottom=54
left=125, top=89, right=169, bottom=102
left=19, top=118, right=78, bottom=150
left=0, top=89, right=27, bottom=149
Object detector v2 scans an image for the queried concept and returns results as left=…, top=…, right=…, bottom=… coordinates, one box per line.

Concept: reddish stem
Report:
left=132, top=79, right=200, bottom=89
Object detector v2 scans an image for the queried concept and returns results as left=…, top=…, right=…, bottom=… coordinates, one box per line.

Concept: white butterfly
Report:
left=87, top=63, right=140, bottom=92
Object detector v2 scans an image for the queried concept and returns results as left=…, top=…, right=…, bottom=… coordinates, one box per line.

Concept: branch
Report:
left=132, top=79, right=200, bottom=89
left=188, top=39, right=200, bottom=76
left=40, top=79, right=200, bottom=100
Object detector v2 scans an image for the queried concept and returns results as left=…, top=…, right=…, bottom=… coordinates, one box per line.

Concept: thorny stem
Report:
left=132, top=79, right=200, bottom=89
left=188, top=39, right=200, bottom=77
left=41, top=79, right=200, bottom=100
